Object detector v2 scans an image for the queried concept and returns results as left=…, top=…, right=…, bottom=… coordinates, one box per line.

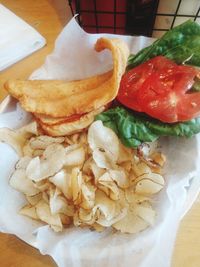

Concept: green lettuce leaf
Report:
left=95, top=107, right=200, bottom=148
left=128, top=20, right=200, bottom=69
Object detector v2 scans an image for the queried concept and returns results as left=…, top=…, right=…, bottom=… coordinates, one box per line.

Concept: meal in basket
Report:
left=1, top=20, right=200, bottom=234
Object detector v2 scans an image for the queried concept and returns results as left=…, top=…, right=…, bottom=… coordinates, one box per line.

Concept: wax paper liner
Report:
left=0, top=18, right=200, bottom=267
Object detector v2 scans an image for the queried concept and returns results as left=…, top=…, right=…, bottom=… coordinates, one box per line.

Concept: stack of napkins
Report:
left=0, top=4, right=46, bottom=71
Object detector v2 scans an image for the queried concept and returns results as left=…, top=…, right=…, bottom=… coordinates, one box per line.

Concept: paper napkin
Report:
left=0, top=4, right=46, bottom=71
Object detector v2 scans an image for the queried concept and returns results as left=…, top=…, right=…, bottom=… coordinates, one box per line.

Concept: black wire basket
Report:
left=68, top=0, right=200, bottom=37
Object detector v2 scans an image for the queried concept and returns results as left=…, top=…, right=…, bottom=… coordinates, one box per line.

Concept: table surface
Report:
left=0, top=1, right=200, bottom=266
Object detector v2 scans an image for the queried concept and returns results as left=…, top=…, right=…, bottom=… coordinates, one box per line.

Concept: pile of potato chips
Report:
left=1, top=120, right=166, bottom=234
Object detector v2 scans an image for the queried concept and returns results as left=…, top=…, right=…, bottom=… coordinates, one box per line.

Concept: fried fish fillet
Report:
left=5, top=38, right=129, bottom=118
left=34, top=113, right=85, bottom=126
left=37, top=106, right=106, bottom=136
left=6, top=71, right=112, bottom=102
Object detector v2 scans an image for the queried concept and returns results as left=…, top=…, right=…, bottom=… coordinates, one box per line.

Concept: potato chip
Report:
left=99, top=190, right=127, bottom=224
left=82, top=157, right=93, bottom=176
left=96, top=200, right=127, bottom=228
left=92, top=223, right=105, bottom=232
left=82, top=157, right=105, bottom=184
left=17, top=121, right=38, bottom=137
left=113, top=208, right=150, bottom=234
left=91, top=161, right=105, bottom=180
left=64, top=131, right=87, bottom=146
left=78, top=208, right=96, bottom=225
left=135, top=172, right=165, bottom=186
left=95, top=190, right=116, bottom=222
left=132, top=162, right=152, bottom=177
left=150, top=152, right=166, bottom=167
left=135, top=179, right=164, bottom=195
left=64, top=136, right=74, bottom=146
left=125, top=189, right=150, bottom=204
left=134, top=202, right=156, bottom=226
left=29, top=135, right=65, bottom=150
left=49, top=170, right=72, bottom=199
left=64, top=144, right=85, bottom=167
left=134, top=172, right=164, bottom=195
left=34, top=179, right=52, bottom=192
left=73, top=212, right=80, bottom=227
left=10, top=169, right=39, bottom=196
left=98, top=209, right=127, bottom=228
left=0, top=122, right=37, bottom=156
left=97, top=185, right=110, bottom=196
left=32, top=149, right=44, bottom=157
left=0, top=128, right=27, bottom=156
left=70, top=133, right=80, bottom=144
left=71, top=167, right=83, bottom=205
left=50, top=225, right=63, bottom=232
left=98, top=172, right=119, bottom=201
left=113, top=197, right=155, bottom=233
left=49, top=187, right=74, bottom=216
left=109, top=169, right=129, bottom=189
left=19, top=205, right=38, bottom=220
left=80, top=182, right=96, bottom=209
left=36, top=200, right=63, bottom=232
left=42, top=191, right=49, bottom=203
left=78, top=131, right=88, bottom=146
left=43, top=143, right=65, bottom=159
left=117, top=142, right=133, bottom=164
left=15, top=156, right=32, bottom=169
left=92, top=148, right=117, bottom=169
left=23, top=142, right=34, bottom=157
left=88, top=120, right=119, bottom=163
left=88, top=121, right=119, bottom=169
left=26, top=193, right=42, bottom=206
left=26, top=144, right=66, bottom=181
left=118, top=161, right=132, bottom=172
left=82, top=174, right=92, bottom=183
left=142, top=152, right=166, bottom=174
left=60, top=214, right=71, bottom=225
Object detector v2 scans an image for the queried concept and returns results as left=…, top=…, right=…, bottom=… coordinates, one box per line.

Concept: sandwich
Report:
left=5, top=20, right=200, bottom=149
left=96, top=20, right=200, bottom=147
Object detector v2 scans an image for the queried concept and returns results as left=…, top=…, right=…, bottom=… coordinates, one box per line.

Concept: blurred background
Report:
left=68, top=0, right=200, bottom=37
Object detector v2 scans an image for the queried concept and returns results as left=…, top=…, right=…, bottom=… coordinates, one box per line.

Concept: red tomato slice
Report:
left=137, top=64, right=198, bottom=122
left=177, top=93, right=200, bottom=121
left=137, top=72, right=177, bottom=122
left=117, top=56, right=200, bottom=123
left=117, top=60, right=154, bottom=111
left=117, top=56, right=177, bottom=112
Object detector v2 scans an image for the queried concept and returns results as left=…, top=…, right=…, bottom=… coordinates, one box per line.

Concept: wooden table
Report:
left=0, top=1, right=200, bottom=266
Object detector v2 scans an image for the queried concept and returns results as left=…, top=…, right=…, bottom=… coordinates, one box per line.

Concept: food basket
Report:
left=1, top=2, right=200, bottom=266
left=68, top=0, right=200, bottom=37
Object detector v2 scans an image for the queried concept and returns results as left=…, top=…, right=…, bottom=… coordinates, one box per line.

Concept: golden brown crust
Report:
left=5, top=38, right=129, bottom=118
left=38, top=106, right=106, bottom=136
left=4, top=71, right=112, bottom=100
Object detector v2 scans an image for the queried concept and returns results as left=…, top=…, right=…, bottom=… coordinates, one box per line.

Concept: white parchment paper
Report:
left=1, top=18, right=200, bottom=267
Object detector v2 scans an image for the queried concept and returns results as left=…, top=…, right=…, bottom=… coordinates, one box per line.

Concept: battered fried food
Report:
left=5, top=38, right=129, bottom=118
left=35, top=106, right=106, bottom=136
